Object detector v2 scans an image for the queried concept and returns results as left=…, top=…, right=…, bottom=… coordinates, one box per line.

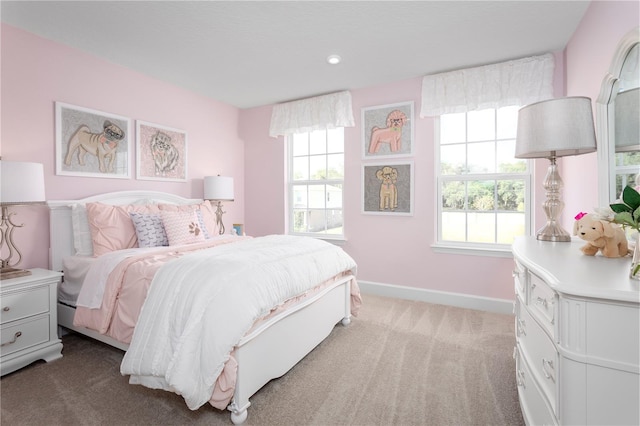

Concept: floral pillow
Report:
left=160, top=210, right=206, bottom=246
left=129, top=212, right=169, bottom=248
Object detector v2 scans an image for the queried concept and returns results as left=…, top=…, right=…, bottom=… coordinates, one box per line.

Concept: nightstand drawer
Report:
left=1, top=315, right=50, bottom=357
left=0, top=285, right=49, bottom=325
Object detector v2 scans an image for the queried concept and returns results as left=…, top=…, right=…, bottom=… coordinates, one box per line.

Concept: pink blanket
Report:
left=74, top=238, right=244, bottom=343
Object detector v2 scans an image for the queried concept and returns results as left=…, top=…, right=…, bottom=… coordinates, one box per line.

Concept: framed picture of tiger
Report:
left=55, top=102, right=132, bottom=179
left=136, top=121, right=188, bottom=182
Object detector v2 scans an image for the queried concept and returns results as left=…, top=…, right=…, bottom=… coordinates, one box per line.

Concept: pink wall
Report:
left=1, top=24, right=245, bottom=270
left=3, top=1, right=636, bottom=303
left=562, top=1, right=639, bottom=227
left=242, top=74, right=561, bottom=301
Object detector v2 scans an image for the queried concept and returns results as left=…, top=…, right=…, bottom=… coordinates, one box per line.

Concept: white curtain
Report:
left=269, top=90, right=355, bottom=137
left=420, top=53, right=555, bottom=117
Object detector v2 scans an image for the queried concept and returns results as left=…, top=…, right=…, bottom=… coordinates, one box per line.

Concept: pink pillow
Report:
left=159, top=202, right=217, bottom=236
left=86, top=202, right=161, bottom=257
left=161, top=210, right=206, bottom=246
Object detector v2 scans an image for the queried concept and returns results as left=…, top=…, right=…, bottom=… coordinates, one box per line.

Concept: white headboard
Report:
left=47, top=190, right=202, bottom=272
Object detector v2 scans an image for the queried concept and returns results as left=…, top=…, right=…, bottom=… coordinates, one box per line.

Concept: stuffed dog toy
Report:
left=573, top=212, right=628, bottom=257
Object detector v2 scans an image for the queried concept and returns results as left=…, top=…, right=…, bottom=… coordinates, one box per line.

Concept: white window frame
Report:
left=433, top=108, right=532, bottom=257
left=286, top=128, right=345, bottom=241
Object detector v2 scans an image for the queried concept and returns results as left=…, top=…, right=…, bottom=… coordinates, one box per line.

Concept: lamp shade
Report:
left=0, top=161, right=46, bottom=205
left=204, top=176, right=234, bottom=201
left=614, top=87, right=640, bottom=153
left=515, top=96, right=597, bottom=159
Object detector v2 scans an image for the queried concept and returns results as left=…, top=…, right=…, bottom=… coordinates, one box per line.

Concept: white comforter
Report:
left=120, top=235, right=357, bottom=410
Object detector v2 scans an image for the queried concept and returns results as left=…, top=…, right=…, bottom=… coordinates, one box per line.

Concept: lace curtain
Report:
left=420, top=53, right=555, bottom=117
left=269, top=90, right=355, bottom=137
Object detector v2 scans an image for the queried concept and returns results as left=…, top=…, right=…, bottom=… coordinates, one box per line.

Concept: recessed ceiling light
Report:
left=327, top=54, right=341, bottom=65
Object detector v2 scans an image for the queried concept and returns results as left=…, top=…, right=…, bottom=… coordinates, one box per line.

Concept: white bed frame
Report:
left=48, top=190, right=353, bottom=424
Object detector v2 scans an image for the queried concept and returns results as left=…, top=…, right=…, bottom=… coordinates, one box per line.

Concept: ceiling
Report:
left=1, top=1, right=591, bottom=109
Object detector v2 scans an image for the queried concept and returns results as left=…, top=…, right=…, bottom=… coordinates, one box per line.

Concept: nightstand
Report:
left=1, top=268, right=63, bottom=376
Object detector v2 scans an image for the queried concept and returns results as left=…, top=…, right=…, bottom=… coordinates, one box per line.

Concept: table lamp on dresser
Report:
left=515, top=96, right=597, bottom=242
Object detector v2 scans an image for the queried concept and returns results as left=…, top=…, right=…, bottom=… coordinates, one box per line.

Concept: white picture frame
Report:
left=362, top=101, right=414, bottom=159
left=362, top=160, right=414, bottom=215
left=55, top=102, right=132, bottom=179
left=136, top=120, right=188, bottom=182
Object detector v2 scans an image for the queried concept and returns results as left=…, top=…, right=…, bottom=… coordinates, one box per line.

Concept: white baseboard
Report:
left=358, top=280, right=515, bottom=315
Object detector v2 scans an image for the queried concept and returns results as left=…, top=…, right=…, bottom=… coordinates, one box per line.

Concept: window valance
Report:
left=269, top=90, right=355, bottom=137
left=420, top=53, right=555, bottom=117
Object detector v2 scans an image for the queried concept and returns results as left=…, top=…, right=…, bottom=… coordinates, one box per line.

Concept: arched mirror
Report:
left=597, top=27, right=640, bottom=206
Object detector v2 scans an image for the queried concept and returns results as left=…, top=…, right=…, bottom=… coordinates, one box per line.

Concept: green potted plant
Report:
left=610, top=185, right=640, bottom=279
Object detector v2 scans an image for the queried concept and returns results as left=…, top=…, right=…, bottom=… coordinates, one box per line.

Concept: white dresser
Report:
left=512, top=237, right=639, bottom=425
left=1, top=268, right=63, bottom=376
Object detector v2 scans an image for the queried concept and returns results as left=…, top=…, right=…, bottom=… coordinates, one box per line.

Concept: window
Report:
left=614, top=151, right=640, bottom=199
left=288, top=128, right=344, bottom=238
left=436, top=106, right=531, bottom=250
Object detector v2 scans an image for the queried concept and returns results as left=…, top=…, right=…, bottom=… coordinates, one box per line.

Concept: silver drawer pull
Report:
left=517, top=318, right=526, bottom=336
left=2, top=306, right=9, bottom=312
left=512, top=270, right=520, bottom=278
left=1, top=331, right=22, bottom=347
left=542, top=358, right=555, bottom=382
left=536, top=297, right=548, bottom=308
left=516, top=369, right=526, bottom=388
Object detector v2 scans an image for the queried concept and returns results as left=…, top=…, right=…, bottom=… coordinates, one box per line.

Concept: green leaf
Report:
left=622, top=186, right=640, bottom=210
left=613, top=211, right=636, bottom=228
left=610, top=203, right=632, bottom=213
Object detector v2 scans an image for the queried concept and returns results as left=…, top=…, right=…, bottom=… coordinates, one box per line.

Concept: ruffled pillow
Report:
left=85, top=202, right=161, bottom=256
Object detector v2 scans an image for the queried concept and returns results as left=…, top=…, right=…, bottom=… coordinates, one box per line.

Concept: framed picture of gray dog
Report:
left=136, top=121, right=188, bottom=182
left=362, top=161, right=413, bottom=215
left=55, top=102, right=132, bottom=178
left=362, top=101, right=414, bottom=159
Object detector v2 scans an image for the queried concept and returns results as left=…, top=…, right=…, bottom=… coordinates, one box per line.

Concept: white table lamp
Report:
left=515, top=97, right=597, bottom=242
left=204, top=175, right=234, bottom=235
left=0, top=160, right=46, bottom=278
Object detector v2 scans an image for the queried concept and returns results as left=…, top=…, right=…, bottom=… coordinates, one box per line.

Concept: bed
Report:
left=47, top=190, right=359, bottom=424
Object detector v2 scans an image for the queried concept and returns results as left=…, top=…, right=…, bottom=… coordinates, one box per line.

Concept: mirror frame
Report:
left=596, top=27, right=640, bottom=207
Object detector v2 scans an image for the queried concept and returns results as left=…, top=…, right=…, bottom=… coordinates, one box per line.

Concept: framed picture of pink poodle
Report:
left=362, top=161, right=414, bottom=215
left=362, top=101, right=414, bottom=159
left=136, top=121, right=187, bottom=182
left=55, top=102, right=132, bottom=179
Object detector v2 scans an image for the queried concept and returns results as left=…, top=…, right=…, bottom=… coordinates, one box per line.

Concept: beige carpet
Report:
left=0, top=295, right=524, bottom=425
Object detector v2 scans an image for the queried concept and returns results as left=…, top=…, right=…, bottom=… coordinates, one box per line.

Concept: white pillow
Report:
left=130, top=212, right=169, bottom=248
left=161, top=210, right=207, bottom=246
left=71, top=203, right=93, bottom=256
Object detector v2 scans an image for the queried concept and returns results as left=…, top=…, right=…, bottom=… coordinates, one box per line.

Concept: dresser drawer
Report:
left=518, top=301, right=558, bottom=415
left=514, top=344, right=558, bottom=426
left=1, top=314, right=50, bottom=357
left=1, top=285, right=50, bottom=325
left=513, top=259, right=526, bottom=301
left=528, top=272, right=556, bottom=339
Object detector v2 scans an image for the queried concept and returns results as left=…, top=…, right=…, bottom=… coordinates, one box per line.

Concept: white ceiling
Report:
left=1, top=1, right=591, bottom=109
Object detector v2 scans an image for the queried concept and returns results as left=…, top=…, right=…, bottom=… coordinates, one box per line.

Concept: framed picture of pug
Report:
left=362, top=101, right=414, bottom=159
left=362, top=161, right=413, bottom=215
left=136, top=121, right=188, bottom=182
left=55, top=102, right=132, bottom=179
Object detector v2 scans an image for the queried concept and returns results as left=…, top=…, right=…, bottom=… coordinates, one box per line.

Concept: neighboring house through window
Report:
left=436, top=106, right=531, bottom=252
left=287, top=128, right=344, bottom=238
